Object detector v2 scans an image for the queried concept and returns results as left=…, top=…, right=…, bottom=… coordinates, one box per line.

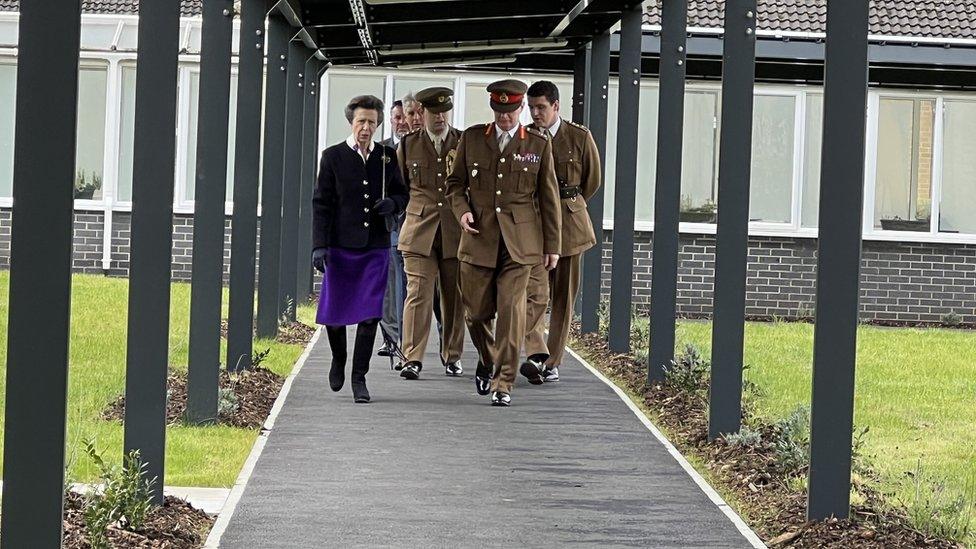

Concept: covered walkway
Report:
left=212, top=333, right=760, bottom=547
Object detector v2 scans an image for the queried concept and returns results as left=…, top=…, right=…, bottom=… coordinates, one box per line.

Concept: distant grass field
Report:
left=0, top=272, right=316, bottom=487
left=630, top=316, right=976, bottom=518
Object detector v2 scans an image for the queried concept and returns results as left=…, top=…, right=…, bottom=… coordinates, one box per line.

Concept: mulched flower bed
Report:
left=62, top=492, right=214, bottom=548
left=570, top=325, right=962, bottom=548
left=219, top=319, right=317, bottom=345
left=103, top=367, right=285, bottom=429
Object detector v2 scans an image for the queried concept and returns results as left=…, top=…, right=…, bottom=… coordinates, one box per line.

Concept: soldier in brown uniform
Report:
left=397, top=87, right=466, bottom=379
left=445, top=79, right=561, bottom=406
left=520, top=81, right=601, bottom=385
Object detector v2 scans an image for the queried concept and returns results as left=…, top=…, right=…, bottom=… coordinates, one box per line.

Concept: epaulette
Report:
left=467, top=123, right=489, bottom=133
left=524, top=126, right=548, bottom=140
left=566, top=120, right=590, bottom=133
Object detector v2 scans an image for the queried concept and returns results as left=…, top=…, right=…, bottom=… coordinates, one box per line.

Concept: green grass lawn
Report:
left=0, top=272, right=317, bottom=487
left=664, top=318, right=976, bottom=510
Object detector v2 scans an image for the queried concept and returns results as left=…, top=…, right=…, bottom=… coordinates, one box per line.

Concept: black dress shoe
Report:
left=400, top=361, right=422, bottom=380
left=475, top=362, right=492, bottom=396
left=519, top=358, right=544, bottom=385
left=444, top=360, right=463, bottom=377
left=490, top=391, right=511, bottom=407
left=377, top=342, right=393, bottom=357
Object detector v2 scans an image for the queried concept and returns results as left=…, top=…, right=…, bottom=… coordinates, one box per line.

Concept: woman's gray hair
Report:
left=345, top=95, right=385, bottom=125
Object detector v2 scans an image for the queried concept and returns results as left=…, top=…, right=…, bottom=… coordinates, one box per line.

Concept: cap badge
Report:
left=498, top=93, right=509, bottom=104
left=438, top=95, right=447, bottom=103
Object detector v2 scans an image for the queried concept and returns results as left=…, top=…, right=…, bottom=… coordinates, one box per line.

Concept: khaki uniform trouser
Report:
left=460, top=241, right=531, bottom=395
left=401, top=231, right=465, bottom=364
left=524, top=252, right=582, bottom=367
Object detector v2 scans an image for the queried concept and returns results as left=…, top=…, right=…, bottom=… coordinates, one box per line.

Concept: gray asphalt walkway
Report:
left=217, top=329, right=756, bottom=548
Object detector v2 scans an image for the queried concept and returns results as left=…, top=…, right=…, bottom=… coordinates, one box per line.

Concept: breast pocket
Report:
left=406, top=157, right=428, bottom=184
left=518, top=161, right=540, bottom=191
left=467, top=162, right=487, bottom=189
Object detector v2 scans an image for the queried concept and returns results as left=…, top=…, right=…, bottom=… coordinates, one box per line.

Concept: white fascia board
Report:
left=642, top=22, right=976, bottom=48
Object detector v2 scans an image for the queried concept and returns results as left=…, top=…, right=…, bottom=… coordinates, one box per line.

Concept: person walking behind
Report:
left=521, top=81, right=602, bottom=385
left=312, top=95, right=408, bottom=403
left=445, top=79, right=561, bottom=406
left=403, top=92, right=424, bottom=132
left=397, top=87, right=466, bottom=380
left=377, top=100, right=411, bottom=360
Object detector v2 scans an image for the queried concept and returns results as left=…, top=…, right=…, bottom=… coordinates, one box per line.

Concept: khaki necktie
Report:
left=498, top=132, right=510, bottom=151
left=434, top=137, right=443, bottom=156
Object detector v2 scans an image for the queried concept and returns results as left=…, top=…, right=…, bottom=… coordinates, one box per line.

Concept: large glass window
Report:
left=603, top=83, right=659, bottom=223
left=75, top=64, right=109, bottom=201
left=184, top=70, right=238, bottom=203
left=749, top=94, right=796, bottom=223
left=874, top=97, right=935, bottom=232
left=464, top=82, right=495, bottom=127
left=679, top=91, right=719, bottom=223
left=325, top=74, right=386, bottom=146
left=939, top=100, right=976, bottom=234
left=0, top=61, right=15, bottom=198
left=117, top=65, right=137, bottom=202
left=801, top=94, right=823, bottom=228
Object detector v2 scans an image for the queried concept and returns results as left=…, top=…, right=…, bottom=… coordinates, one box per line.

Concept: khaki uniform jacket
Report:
left=396, top=127, right=463, bottom=258
left=529, top=119, right=601, bottom=257
left=445, top=123, right=561, bottom=268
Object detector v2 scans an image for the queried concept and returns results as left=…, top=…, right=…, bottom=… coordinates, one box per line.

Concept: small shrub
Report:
left=251, top=347, right=271, bottom=369
left=903, top=458, right=975, bottom=542
left=664, top=343, right=710, bottom=395
left=942, top=311, right=963, bottom=327
left=278, top=297, right=296, bottom=326
left=83, top=440, right=157, bottom=545
left=218, top=387, right=240, bottom=416
left=725, top=426, right=764, bottom=449
left=770, top=405, right=810, bottom=474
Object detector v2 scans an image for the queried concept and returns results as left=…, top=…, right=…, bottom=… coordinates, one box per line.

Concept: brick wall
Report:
left=1, top=208, right=973, bottom=324
left=598, top=230, right=976, bottom=324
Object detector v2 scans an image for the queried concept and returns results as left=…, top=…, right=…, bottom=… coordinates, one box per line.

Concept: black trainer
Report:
left=400, top=361, right=422, bottom=380
left=490, top=391, right=511, bottom=406
left=519, top=356, right=545, bottom=385
left=444, top=360, right=463, bottom=377
left=475, top=361, right=492, bottom=396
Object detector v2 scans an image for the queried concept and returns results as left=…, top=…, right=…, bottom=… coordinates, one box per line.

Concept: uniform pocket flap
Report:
left=407, top=157, right=428, bottom=168
left=512, top=205, right=537, bottom=224
left=565, top=197, right=587, bottom=212
left=406, top=201, right=425, bottom=216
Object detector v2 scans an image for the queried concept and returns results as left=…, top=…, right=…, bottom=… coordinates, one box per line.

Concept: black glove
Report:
left=311, top=247, right=328, bottom=273
left=373, top=197, right=396, bottom=216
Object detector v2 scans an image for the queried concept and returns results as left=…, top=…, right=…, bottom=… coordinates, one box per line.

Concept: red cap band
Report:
left=490, top=91, right=523, bottom=105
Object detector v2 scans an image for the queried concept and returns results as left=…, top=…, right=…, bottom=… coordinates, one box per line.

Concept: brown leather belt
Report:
left=559, top=186, right=581, bottom=199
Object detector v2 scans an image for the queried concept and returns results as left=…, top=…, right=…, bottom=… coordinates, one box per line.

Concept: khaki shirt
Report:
left=529, top=118, right=601, bottom=257
left=396, top=127, right=463, bottom=258
left=445, top=123, right=561, bottom=268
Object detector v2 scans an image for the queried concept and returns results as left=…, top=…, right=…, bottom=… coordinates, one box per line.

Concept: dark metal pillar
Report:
left=256, top=14, right=291, bottom=339
left=0, top=2, right=80, bottom=545
left=607, top=5, right=643, bottom=353
left=278, top=40, right=307, bottom=322
left=581, top=30, right=611, bottom=334
left=647, top=0, right=688, bottom=382
left=296, top=58, right=322, bottom=299
left=708, top=0, right=757, bottom=440
left=227, top=0, right=268, bottom=372
left=186, top=0, right=235, bottom=424
left=122, top=0, right=181, bottom=504
left=571, top=45, right=587, bottom=124
left=807, top=0, right=870, bottom=522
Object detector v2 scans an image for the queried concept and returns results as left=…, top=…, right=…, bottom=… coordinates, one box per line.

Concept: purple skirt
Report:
left=316, top=247, right=390, bottom=326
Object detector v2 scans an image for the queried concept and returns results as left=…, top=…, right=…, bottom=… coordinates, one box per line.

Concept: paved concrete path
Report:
left=217, top=330, right=757, bottom=548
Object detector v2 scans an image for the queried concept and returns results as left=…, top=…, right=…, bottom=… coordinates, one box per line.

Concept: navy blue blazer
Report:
left=312, top=141, right=408, bottom=250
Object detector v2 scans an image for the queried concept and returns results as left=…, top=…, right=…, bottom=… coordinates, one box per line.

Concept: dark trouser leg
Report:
left=523, top=262, right=550, bottom=362
left=351, top=318, right=378, bottom=402
left=325, top=325, right=347, bottom=392
left=379, top=246, right=400, bottom=345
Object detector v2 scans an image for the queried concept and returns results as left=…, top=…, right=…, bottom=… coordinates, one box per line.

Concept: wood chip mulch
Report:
left=102, top=367, right=285, bottom=429
left=62, top=492, right=214, bottom=548
left=569, top=325, right=963, bottom=548
left=219, top=319, right=317, bottom=346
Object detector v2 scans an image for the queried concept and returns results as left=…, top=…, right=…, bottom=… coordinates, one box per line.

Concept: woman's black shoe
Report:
left=329, top=360, right=345, bottom=392
left=325, top=325, right=348, bottom=392
left=352, top=382, right=371, bottom=403
left=351, top=319, right=378, bottom=404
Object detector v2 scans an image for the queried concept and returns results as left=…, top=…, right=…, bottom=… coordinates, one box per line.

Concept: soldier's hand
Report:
left=460, top=212, right=480, bottom=234
left=544, top=254, right=560, bottom=271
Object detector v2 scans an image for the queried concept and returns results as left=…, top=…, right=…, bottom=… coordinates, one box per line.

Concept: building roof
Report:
left=644, top=0, right=976, bottom=40
left=0, top=0, right=202, bottom=16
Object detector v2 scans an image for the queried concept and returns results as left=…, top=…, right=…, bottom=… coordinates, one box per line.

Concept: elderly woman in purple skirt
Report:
left=311, top=95, right=408, bottom=403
